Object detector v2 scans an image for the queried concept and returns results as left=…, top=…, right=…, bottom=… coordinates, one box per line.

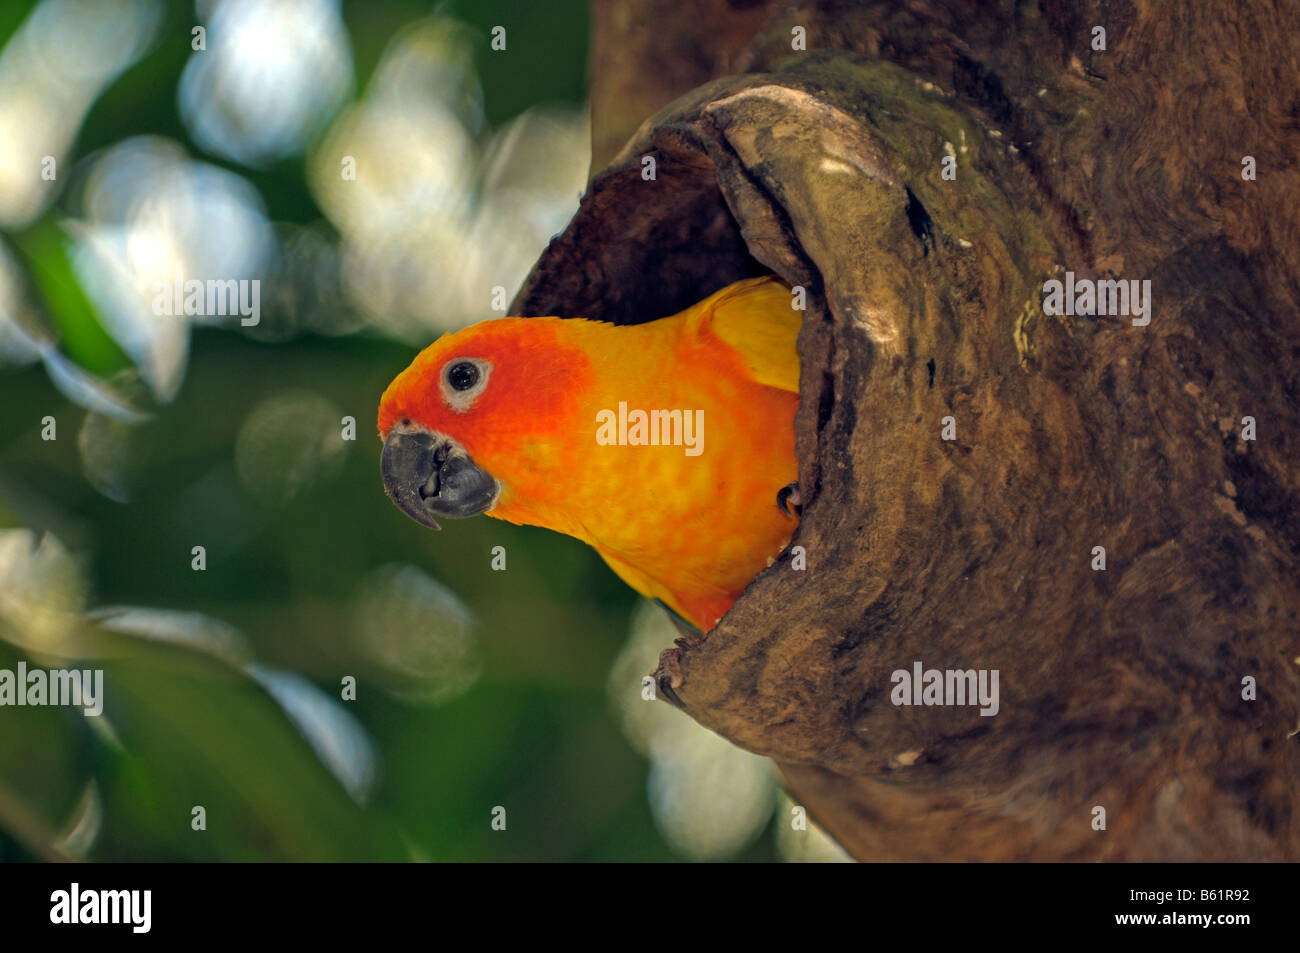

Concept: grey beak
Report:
left=381, top=428, right=499, bottom=530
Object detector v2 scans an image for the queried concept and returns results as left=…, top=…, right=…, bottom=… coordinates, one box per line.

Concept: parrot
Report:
left=377, top=275, right=802, bottom=633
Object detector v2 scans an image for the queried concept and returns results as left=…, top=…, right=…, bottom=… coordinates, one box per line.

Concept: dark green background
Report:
left=0, top=0, right=784, bottom=861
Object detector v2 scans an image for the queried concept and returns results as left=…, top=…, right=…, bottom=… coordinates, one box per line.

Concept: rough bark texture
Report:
left=515, top=0, right=1300, bottom=860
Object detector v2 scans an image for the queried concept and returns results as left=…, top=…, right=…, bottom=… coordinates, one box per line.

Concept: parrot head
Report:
left=376, top=317, right=593, bottom=531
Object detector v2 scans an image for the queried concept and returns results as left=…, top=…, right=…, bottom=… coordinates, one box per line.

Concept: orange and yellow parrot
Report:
left=377, top=276, right=801, bottom=632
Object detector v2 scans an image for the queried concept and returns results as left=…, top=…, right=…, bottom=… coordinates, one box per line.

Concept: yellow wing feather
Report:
left=680, top=276, right=802, bottom=394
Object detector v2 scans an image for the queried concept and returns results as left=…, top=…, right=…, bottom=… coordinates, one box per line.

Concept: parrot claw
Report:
left=654, top=646, right=687, bottom=709
left=777, top=481, right=803, bottom=517
left=657, top=675, right=686, bottom=709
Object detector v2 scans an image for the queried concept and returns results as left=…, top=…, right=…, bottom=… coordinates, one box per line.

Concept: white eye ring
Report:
left=440, top=357, right=492, bottom=412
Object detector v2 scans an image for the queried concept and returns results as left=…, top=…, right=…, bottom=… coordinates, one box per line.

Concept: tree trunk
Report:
left=514, top=0, right=1300, bottom=860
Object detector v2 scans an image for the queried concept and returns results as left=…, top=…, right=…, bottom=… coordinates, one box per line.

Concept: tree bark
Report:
left=516, top=0, right=1300, bottom=860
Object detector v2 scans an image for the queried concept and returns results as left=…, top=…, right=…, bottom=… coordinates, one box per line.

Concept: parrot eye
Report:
left=440, top=357, right=491, bottom=412
left=448, top=361, right=479, bottom=391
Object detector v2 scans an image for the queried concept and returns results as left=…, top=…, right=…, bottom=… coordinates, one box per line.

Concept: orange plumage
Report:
left=377, top=276, right=801, bottom=631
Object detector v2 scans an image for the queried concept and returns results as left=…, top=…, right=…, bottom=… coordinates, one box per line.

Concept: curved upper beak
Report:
left=381, top=427, right=500, bottom=530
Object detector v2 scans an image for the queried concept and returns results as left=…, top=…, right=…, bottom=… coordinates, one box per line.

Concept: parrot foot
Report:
left=654, top=646, right=687, bottom=709
left=777, top=481, right=803, bottom=517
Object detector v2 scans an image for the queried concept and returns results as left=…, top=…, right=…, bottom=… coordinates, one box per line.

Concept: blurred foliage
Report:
left=0, top=0, right=846, bottom=862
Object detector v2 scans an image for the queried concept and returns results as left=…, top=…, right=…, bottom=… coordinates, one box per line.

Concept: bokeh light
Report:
left=179, top=0, right=353, bottom=167
left=234, top=390, right=347, bottom=506
left=350, top=563, right=480, bottom=704
left=608, top=600, right=775, bottom=860
left=0, top=528, right=86, bottom=659
left=67, top=136, right=275, bottom=403
left=0, top=0, right=162, bottom=229
left=309, top=16, right=590, bottom=340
